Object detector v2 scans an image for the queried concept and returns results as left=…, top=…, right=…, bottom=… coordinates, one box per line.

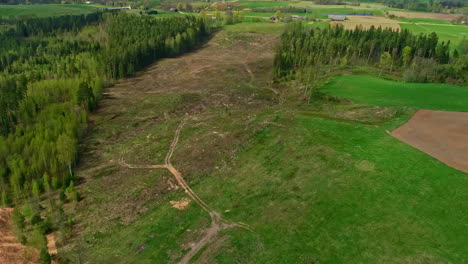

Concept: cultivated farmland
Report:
left=331, top=15, right=401, bottom=30
left=389, top=10, right=462, bottom=21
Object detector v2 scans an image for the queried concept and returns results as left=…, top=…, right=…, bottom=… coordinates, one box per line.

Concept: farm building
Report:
left=328, top=15, right=346, bottom=21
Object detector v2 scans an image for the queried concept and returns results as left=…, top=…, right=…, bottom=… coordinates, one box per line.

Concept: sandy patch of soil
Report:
left=170, top=198, right=191, bottom=210
left=46, top=234, right=57, bottom=255
left=391, top=109, right=468, bottom=173
left=388, top=11, right=461, bottom=21
left=0, top=208, right=39, bottom=264
left=331, top=15, right=401, bottom=30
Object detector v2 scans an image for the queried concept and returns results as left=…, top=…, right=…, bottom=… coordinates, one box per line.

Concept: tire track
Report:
left=120, top=117, right=250, bottom=264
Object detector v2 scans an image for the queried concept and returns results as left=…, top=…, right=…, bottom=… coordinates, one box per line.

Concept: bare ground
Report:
left=391, top=109, right=468, bottom=173
left=0, top=208, right=39, bottom=264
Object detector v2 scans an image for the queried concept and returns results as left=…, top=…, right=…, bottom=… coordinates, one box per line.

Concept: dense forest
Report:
left=274, top=22, right=468, bottom=97
left=0, top=11, right=210, bottom=262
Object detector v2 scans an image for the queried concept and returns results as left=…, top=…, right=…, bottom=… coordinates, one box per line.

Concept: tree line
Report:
left=103, top=12, right=209, bottom=78
left=0, top=11, right=211, bottom=262
left=274, top=22, right=468, bottom=97
left=362, top=0, right=466, bottom=12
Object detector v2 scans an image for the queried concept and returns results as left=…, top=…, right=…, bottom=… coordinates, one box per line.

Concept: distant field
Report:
left=236, top=0, right=299, bottom=8
left=331, top=15, right=400, bottom=30
left=396, top=17, right=452, bottom=24
left=389, top=10, right=461, bottom=21
left=244, top=8, right=382, bottom=19
left=400, top=23, right=468, bottom=47
left=0, top=4, right=107, bottom=18
left=320, top=75, right=468, bottom=112
left=225, top=22, right=286, bottom=33
left=307, top=7, right=384, bottom=18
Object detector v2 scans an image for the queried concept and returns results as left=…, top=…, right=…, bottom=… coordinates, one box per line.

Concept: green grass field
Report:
left=83, top=107, right=468, bottom=263
left=237, top=0, right=299, bottom=8
left=400, top=23, right=468, bottom=47
left=225, top=22, right=286, bottom=34
left=319, top=75, right=468, bottom=112
left=0, top=4, right=107, bottom=18
left=396, top=17, right=452, bottom=24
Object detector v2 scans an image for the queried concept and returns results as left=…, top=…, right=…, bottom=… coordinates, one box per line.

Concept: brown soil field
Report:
left=0, top=208, right=39, bottom=264
left=331, top=15, right=401, bottom=30
left=391, top=109, right=468, bottom=173
left=388, top=11, right=461, bottom=21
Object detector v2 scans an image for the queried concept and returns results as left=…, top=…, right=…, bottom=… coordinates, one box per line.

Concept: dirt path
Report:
left=120, top=117, right=250, bottom=264
left=0, top=208, right=39, bottom=264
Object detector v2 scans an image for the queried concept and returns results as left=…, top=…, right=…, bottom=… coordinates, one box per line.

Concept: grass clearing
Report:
left=319, top=75, right=468, bottom=112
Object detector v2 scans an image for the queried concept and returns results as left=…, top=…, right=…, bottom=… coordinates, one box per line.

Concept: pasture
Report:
left=395, top=17, right=452, bottom=24
left=400, top=23, right=468, bottom=47
left=0, top=4, right=107, bottom=18
left=319, top=75, right=468, bottom=112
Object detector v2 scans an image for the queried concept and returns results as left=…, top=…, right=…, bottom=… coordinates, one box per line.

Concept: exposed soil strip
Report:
left=120, top=117, right=250, bottom=264
left=391, top=109, right=468, bottom=173
left=0, top=208, right=39, bottom=264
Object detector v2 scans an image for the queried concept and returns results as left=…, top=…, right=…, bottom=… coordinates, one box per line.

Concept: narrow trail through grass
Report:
left=120, top=117, right=250, bottom=264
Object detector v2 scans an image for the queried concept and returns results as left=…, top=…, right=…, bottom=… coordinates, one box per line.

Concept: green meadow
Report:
left=0, top=4, right=107, bottom=18
left=236, top=0, right=299, bottom=8
left=81, top=101, right=468, bottom=264
left=400, top=23, right=468, bottom=47
left=319, top=75, right=468, bottom=112
left=396, top=17, right=452, bottom=24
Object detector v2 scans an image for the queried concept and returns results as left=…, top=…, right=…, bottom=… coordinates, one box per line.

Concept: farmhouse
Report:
left=328, top=15, right=346, bottom=21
